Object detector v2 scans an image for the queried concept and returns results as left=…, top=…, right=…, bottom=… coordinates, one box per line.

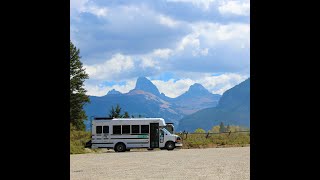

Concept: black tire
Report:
left=166, top=141, right=175, bottom=151
left=114, top=143, right=126, bottom=152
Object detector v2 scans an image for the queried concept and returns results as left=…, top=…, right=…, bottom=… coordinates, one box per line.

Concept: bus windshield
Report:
left=162, top=128, right=172, bottom=135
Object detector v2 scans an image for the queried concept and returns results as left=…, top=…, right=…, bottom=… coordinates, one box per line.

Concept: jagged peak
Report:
left=107, top=89, right=121, bottom=95
left=134, top=77, right=160, bottom=96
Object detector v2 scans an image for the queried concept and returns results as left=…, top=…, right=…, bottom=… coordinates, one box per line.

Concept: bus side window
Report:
left=103, top=126, right=109, bottom=134
left=96, top=126, right=102, bottom=134
left=122, top=125, right=130, bottom=134
left=131, top=125, right=140, bottom=134
left=141, top=125, right=149, bottom=133
left=113, top=125, right=121, bottom=134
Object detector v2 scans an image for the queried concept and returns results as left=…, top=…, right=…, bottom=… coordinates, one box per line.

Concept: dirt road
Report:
left=70, top=147, right=250, bottom=180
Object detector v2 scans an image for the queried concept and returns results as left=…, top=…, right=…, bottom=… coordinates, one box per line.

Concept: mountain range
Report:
left=84, top=77, right=221, bottom=129
left=177, top=78, right=250, bottom=132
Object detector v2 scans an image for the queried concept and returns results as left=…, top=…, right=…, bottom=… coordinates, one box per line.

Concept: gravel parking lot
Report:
left=70, top=147, right=250, bottom=180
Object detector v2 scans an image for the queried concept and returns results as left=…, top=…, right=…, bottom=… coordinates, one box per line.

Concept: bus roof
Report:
left=92, top=117, right=167, bottom=126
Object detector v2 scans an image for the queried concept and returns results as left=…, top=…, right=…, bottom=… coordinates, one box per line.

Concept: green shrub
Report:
left=70, top=130, right=91, bottom=154
left=194, top=128, right=206, bottom=133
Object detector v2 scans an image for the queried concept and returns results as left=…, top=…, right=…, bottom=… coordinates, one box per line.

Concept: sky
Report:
left=70, top=0, right=250, bottom=98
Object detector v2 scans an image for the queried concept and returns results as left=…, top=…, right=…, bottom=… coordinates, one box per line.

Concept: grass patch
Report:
left=70, top=130, right=91, bottom=154
left=176, top=132, right=250, bottom=149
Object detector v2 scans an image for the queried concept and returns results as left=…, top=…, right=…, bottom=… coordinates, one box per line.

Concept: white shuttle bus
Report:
left=87, top=117, right=182, bottom=152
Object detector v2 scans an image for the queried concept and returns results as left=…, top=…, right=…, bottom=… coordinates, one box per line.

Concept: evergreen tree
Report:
left=123, top=112, right=130, bottom=118
left=226, top=124, right=231, bottom=132
left=70, top=41, right=89, bottom=130
left=219, top=122, right=226, bottom=133
left=108, top=104, right=130, bottom=118
left=109, top=104, right=122, bottom=118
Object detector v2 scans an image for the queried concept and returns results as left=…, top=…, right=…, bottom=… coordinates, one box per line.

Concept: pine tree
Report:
left=108, top=104, right=130, bottom=118
left=70, top=41, right=89, bottom=130
left=123, top=112, right=130, bottom=118
left=219, top=122, right=226, bottom=133
left=226, top=124, right=231, bottom=132
left=109, top=104, right=122, bottom=118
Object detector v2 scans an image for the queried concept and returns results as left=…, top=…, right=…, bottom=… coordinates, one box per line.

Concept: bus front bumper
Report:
left=175, top=142, right=183, bottom=147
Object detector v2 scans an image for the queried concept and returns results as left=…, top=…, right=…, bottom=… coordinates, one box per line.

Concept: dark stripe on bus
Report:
left=127, top=142, right=149, bottom=144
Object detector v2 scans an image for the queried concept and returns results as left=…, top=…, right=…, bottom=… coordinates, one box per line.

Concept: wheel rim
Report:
left=118, top=145, right=123, bottom=151
left=168, top=143, right=173, bottom=149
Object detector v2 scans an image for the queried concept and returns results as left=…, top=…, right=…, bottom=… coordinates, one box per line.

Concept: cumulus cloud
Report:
left=140, top=57, right=159, bottom=69
left=166, top=0, right=215, bottom=11
left=84, top=53, right=134, bottom=80
left=158, top=15, right=180, bottom=27
left=152, top=48, right=173, bottom=59
left=86, top=5, right=108, bottom=17
left=197, top=73, right=248, bottom=94
left=152, top=73, right=248, bottom=97
left=85, top=80, right=136, bottom=96
left=218, top=0, right=250, bottom=16
left=152, top=78, right=195, bottom=97
left=71, top=0, right=108, bottom=18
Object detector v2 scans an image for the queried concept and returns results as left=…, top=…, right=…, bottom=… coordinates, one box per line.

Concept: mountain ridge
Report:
left=177, top=78, right=250, bottom=132
left=84, top=77, right=222, bottom=130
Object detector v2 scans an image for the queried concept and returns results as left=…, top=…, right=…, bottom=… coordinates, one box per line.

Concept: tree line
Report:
left=194, top=122, right=249, bottom=133
left=108, top=104, right=143, bottom=118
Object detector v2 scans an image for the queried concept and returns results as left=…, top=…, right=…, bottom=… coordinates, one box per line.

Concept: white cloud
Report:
left=172, top=22, right=249, bottom=58
left=84, top=53, right=134, bottom=80
left=140, top=57, right=158, bottom=68
left=167, top=0, right=215, bottom=11
left=177, top=32, right=200, bottom=51
left=152, top=73, right=248, bottom=97
left=197, top=73, right=248, bottom=94
left=152, top=48, right=173, bottom=59
left=175, top=32, right=209, bottom=56
left=191, top=22, right=250, bottom=47
left=152, top=79, right=195, bottom=97
left=86, top=5, right=108, bottom=17
left=70, top=0, right=89, bottom=12
left=71, top=0, right=108, bottom=18
left=85, top=80, right=136, bottom=96
left=218, top=0, right=250, bottom=16
left=158, top=15, right=179, bottom=28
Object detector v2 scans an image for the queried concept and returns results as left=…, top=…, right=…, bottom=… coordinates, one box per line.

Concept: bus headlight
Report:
left=176, top=136, right=181, bottom=142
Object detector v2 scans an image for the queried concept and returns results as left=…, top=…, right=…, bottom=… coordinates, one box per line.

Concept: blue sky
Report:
left=71, top=0, right=250, bottom=97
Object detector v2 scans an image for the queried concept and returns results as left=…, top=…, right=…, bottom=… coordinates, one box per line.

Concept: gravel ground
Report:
left=70, top=147, right=250, bottom=180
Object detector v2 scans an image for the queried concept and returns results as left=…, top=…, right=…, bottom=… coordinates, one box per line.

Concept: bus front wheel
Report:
left=166, top=141, right=175, bottom=151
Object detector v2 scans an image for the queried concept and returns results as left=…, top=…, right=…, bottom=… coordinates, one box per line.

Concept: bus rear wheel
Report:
left=166, top=141, right=175, bottom=151
left=114, top=143, right=126, bottom=152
